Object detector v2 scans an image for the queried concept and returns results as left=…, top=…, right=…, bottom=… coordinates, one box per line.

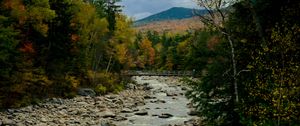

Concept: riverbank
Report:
left=0, top=76, right=201, bottom=126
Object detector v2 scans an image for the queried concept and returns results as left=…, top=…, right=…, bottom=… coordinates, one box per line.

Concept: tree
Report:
left=187, top=0, right=300, bottom=125
left=227, top=1, right=300, bottom=125
left=137, top=38, right=155, bottom=69
left=92, top=0, right=122, bottom=35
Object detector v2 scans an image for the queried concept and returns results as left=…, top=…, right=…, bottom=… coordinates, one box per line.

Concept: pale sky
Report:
left=119, top=0, right=198, bottom=20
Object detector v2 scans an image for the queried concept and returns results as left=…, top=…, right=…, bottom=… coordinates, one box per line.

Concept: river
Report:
left=0, top=76, right=200, bottom=126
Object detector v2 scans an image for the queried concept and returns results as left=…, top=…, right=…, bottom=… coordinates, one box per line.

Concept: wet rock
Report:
left=112, top=116, right=127, bottom=121
left=126, top=83, right=137, bottom=90
left=102, top=110, right=116, bottom=118
left=151, top=99, right=166, bottom=104
left=121, top=108, right=133, bottom=113
left=184, top=118, right=201, bottom=126
left=16, top=122, right=26, bottom=126
left=158, top=113, right=173, bottom=118
left=40, top=117, right=48, bottom=122
left=2, top=118, right=15, bottom=125
left=134, top=109, right=148, bottom=116
left=101, top=121, right=112, bottom=126
left=188, top=109, right=198, bottom=116
left=181, top=87, right=188, bottom=91
left=144, top=95, right=156, bottom=99
left=50, top=98, right=64, bottom=104
left=135, top=101, right=145, bottom=106
left=166, top=92, right=178, bottom=96
left=78, top=88, right=96, bottom=97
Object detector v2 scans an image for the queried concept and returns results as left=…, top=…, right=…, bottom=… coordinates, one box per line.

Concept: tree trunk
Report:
left=227, top=34, right=239, bottom=103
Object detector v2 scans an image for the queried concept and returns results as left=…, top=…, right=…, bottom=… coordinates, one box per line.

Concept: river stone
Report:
left=113, top=116, right=128, bottom=121
left=188, top=109, right=198, bottom=116
left=181, top=87, right=188, bottom=90
left=134, top=109, right=148, bottom=116
left=166, top=92, right=178, bottom=96
left=100, top=121, right=116, bottom=126
left=158, top=113, right=173, bottom=118
left=40, top=117, right=48, bottom=122
left=121, top=108, right=133, bottom=113
left=16, top=122, right=26, bottom=126
left=2, top=118, right=15, bottom=125
left=102, top=110, right=116, bottom=118
left=78, top=88, right=96, bottom=97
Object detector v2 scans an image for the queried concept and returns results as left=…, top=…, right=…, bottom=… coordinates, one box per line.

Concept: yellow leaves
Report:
left=177, top=40, right=189, bottom=53
left=116, top=44, right=128, bottom=64
left=33, top=23, right=49, bottom=37
left=65, top=75, right=80, bottom=89
left=139, top=38, right=156, bottom=65
left=246, top=64, right=254, bottom=69
left=69, top=1, right=108, bottom=44
left=114, top=15, right=135, bottom=43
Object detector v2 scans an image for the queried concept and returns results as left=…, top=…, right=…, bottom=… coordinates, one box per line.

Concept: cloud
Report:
left=133, top=12, right=153, bottom=20
left=119, top=0, right=197, bottom=20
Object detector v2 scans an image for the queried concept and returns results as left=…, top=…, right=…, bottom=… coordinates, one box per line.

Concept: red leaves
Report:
left=19, top=42, right=35, bottom=53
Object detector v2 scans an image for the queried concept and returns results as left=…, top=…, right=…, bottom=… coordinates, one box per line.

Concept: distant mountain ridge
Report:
left=134, top=7, right=207, bottom=26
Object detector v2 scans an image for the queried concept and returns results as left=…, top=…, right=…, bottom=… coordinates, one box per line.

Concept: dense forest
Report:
left=0, top=0, right=299, bottom=125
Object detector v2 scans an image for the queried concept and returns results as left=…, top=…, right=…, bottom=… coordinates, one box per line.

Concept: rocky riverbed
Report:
left=0, top=76, right=201, bottom=126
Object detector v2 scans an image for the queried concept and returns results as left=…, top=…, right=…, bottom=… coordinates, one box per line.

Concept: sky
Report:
left=119, top=0, right=198, bottom=20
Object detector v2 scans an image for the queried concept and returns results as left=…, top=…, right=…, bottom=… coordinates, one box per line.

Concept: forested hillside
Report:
left=0, top=0, right=135, bottom=108
left=134, top=7, right=207, bottom=26
left=0, top=0, right=299, bottom=125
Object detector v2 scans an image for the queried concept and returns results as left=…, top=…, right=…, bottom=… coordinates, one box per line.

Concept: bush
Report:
left=87, top=70, right=124, bottom=94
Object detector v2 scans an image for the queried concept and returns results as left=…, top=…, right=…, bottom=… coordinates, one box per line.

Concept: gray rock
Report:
left=188, top=109, right=198, bottom=116
left=112, top=116, right=128, bottom=121
left=135, top=101, right=145, bottom=106
left=2, top=118, right=15, bottom=125
left=51, top=98, right=64, bottom=104
left=40, top=117, right=48, bottom=122
left=78, top=88, right=96, bottom=97
left=36, top=123, right=48, bottom=126
left=16, top=122, right=26, bottom=126
left=121, top=108, right=133, bottom=113
left=166, top=92, right=178, bottom=96
left=151, top=99, right=166, bottom=104
left=102, top=110, right=116, bottom=118
left=134, top=109, right=148, bottom=116
left=126, top=83, right=137, bottom=90
left=181, top=87, right=188, bottom=91
left=100, top=121, right=116, bottom=126
left=158, top=113, right=173, bottom=118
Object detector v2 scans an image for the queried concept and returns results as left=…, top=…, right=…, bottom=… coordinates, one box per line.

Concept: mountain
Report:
left=134, top=7, right=207, bottom=26
left=134, top=17, right=204, bottom=34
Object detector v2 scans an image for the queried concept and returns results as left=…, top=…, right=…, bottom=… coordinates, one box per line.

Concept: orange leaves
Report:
left=2, top=0, right=27, bottom=25
left=139, top=38, right=156, bottom=66
left=19, top=42, right=35, bottom=53
left=71, top=34, right=80, bottom=42
left=207, top=36, right=220, bottom=51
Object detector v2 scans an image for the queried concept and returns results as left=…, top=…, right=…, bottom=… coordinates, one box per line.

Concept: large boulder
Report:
left=77, top=88, right=96, bottom=97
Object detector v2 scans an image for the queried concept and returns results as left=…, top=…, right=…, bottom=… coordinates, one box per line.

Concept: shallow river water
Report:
left=115, top=76, right=195, bottom=126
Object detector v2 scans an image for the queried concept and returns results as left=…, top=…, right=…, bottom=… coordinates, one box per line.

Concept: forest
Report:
left=0, top=0, right=299, bottom=125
